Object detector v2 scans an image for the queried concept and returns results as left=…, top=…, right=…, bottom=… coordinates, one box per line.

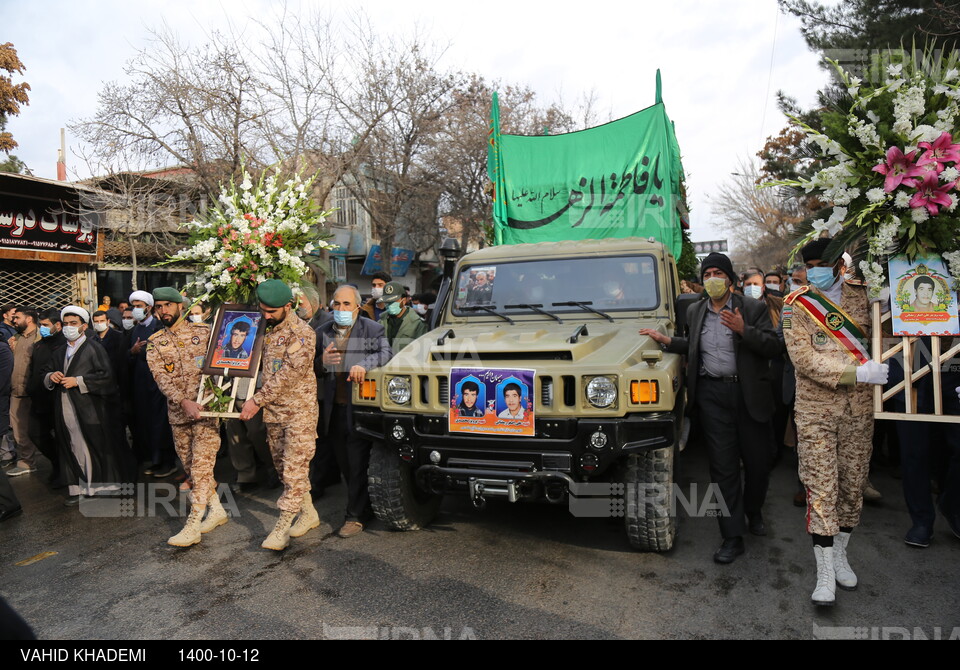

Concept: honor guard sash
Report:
left=785, top=286, right=870, bottom=364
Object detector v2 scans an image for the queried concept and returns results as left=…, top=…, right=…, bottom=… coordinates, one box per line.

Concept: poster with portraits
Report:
left=889, top=255, right=960, bottom=336
left=202, top=304, right=267, bottom=377
left=449, top=367, right=535, bottom=437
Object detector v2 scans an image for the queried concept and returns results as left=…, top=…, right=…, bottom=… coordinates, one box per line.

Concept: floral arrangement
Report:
left=163, top=168, right=336, bottom=304
left=769, top=48, right=960, bottom=295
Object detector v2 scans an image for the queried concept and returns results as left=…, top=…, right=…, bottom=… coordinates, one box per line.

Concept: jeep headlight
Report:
left=585, top=376, right=617, bottom=408
left=387, top=376, right=412, bottom=405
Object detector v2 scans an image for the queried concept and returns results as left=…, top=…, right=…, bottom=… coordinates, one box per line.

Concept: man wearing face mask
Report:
left=783, top=237, right=888, bottom=606
left=378, top=281, right=426, bottom=353
left=25, top=309, right=66, bottom=486
left=360, top=271, right=392, bottom=321
left=316, top=285, right=392, bottom=538
left=91, top=311, right=125, bottom=388
left=640, top=252, right=783, bottom=564
left=239, top=280, right=320, bottom=550
left=43, top=307, right=134, bottom=505
left=127, top=290, right=176, bottom=478
left=146, top=288, right=227, bottom=546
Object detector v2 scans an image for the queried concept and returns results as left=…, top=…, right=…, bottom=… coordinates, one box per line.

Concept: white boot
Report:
left=200, top=492, right=229, bottom=534
left=168, top=506, right=205, bottom=547
left=289, top=492, right=320, bottom=538
left=261, top=509, right=297, bottom=551
left=833, top=531, right=857, bottom=590
left=812, top=545, right=836, bottom=606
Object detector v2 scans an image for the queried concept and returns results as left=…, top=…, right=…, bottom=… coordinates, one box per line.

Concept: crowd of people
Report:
left=1, top=245, right=957, bottom=609
left=0, top=270, right=434, bottom=551
left=648, top=238, right=960, bottom=606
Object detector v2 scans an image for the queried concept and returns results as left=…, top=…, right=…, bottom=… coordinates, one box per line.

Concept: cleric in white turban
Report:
left=45, top=304, right=134, bottom=504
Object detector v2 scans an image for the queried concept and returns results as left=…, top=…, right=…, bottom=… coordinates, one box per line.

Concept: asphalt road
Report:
left=1, top=438, right=957, bottom=640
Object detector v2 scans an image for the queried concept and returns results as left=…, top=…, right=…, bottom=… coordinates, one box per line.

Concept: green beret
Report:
left=257, top=279, right=293, bottom=307
left=152, top=287, right=184, bottom=304
left=381, top=281, right=406, bottom=304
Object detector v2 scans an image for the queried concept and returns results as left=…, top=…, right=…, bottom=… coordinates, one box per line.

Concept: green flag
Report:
left=488, top=92, right=508, bottom=246
left=488, top=74, right=685, bottom=258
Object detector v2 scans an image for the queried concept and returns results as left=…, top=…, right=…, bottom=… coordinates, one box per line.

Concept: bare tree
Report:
left=71, top=26, right=268, bottom=199
left=710, top=160, right=805, bottom=270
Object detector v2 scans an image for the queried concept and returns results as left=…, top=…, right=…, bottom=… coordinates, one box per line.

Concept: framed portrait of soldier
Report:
left=889, top=255, right=960, bottom=336
left=202, top=304, right=266, bottom=377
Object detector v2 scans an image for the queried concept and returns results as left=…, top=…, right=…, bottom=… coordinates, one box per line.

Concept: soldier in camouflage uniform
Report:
left=240, top=280, right=320, bottom=550
left=783, top=238, right=888, bottom=606
left=146, top=288, right=228, bottom=547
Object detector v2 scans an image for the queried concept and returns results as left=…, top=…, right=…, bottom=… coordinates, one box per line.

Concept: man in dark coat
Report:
left=26, top=309, right=67, bottom=486
left=641, top=252, right=783, bottom=564
left=43, top=307, right=134, bottom=504
left=128, top=290, right=176, bottom=476
left=315, top=285, right=392, bottom=538
left=0, top=339, right=22, bottom=521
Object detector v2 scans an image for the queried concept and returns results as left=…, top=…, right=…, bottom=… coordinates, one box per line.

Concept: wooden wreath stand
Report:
left=195, top=368, right=260, bottom=419
left=872, top=301, right=960, bottom=423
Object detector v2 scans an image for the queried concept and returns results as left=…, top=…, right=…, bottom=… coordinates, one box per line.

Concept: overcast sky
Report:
left=4, top=0, right=830, bottom=246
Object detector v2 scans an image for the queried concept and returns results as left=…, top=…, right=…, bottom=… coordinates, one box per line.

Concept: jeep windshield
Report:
left=451, top=254, right=660, bottom=317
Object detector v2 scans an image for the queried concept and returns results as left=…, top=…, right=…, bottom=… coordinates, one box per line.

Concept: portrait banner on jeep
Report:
left=488, top=72, right=685, bottom=257
left=449, top=367, right=535, bottom=437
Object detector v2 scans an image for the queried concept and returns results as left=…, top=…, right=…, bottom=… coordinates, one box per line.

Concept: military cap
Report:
left=257, top=279, right=294, bottom=307
left=381, top=281, right=406, bottom=304
left=152, top=287, right=184, bottom=304
left=801, top=238, right=832, bottom=263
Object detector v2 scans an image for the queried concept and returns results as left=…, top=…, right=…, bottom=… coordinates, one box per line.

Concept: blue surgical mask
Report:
left=39, top=326, right=52, bottom=338
left=386, top=302, right=402, bottom=316
left=806, top=266, right=838, bottom=290
left=132, top=307, right=147, bottom=321
left=743, top=285, right=763, bottom=300
left=333, top=310, right=355, bottom=327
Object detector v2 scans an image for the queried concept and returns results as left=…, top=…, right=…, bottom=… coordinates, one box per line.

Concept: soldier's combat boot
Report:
left=289, top=492, right=320, bottom=538
left=200, top=492, right=229, bottom=534
left=261, top=509, right=297, bottom=551
left=812, top=545, right=836, bottom=606
left=833, top=531, right=857, bottom=590
left=168, top=505, right=205, bottom=547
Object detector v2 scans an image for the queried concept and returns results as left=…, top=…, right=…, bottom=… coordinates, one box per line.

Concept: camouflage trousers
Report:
left=795, top=387, right=874, bottom=537
left=171, top=419, right=220, bottom=507
left=266, top=422, right=317, bottom=513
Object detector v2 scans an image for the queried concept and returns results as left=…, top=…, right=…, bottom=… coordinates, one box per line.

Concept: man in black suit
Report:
left=315, top=285, right=393, bottom=538
left=641, top=252, right=783, bottom=563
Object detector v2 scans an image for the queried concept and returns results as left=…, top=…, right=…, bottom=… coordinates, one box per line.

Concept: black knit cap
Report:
left=700, top=252, right=736, bottom=284
left=801, top=237, right=832, bottom=263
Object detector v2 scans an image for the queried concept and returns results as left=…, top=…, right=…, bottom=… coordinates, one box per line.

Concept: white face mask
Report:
left=132, top=307, right=147, bottom=321
left=370, top=287, right=384, bottom=300
left=765, top=283, right=781, bottom=293
left=188, top=314, right=203, bottom=323
left=743, top=285, right=763, bottom=300
left=413, top=304, right=427, bottom=315
left=93, top=322, right=108, bottom=333
left=63, top=325, right=83, bottom=342
left=122, top=319, right=135, bottom=331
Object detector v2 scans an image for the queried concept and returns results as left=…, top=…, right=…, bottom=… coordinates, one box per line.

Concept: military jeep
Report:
left=352, top=237, right=687, bottom=552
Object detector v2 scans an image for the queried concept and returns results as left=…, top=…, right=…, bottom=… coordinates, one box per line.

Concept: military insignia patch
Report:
left=271, top=359, right=283, bottom=373
left=277, top=336, right=286, bottom=347
left=164, top=362, right=175, bottom=372
left=191, top=336, right=200, bottom=345
left=781, top=304, right=792, bottom=330
left=177, top=341, right=185, bottom=348
left=160, top=340, right=169, bottom=346
left=195, top=356, right=204, bottom=369
left=813, top=331, right=828, bottom=346
left=825, top=312, right=844, bottom=331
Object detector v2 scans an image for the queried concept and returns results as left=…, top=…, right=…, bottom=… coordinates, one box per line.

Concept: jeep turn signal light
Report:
left=360, top=380, right=377, bottom=400
left=631, top=380, right=659, bottom=404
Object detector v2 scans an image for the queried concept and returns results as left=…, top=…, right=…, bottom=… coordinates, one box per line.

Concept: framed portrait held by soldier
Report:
left=202, top=304, right=266, bottom=377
